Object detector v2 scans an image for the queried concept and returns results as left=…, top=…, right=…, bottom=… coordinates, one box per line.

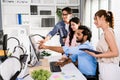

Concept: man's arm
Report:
left=39, top=45, right=64, bottom=53
left=39, top=23, right=60, bottom=44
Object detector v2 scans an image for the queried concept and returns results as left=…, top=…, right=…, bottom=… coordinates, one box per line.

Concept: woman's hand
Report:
left=85, top=50, right=97, bottom=57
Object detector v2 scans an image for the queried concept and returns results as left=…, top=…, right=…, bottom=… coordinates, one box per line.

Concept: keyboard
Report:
left=50, top=61, right=61, bottom=72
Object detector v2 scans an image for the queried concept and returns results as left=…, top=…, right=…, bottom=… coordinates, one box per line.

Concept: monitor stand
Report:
left=28, top=54, right=43, bottom=67
left=33, top=51, right=44, bottom=67
left=34, top=60, right=42, bottom=67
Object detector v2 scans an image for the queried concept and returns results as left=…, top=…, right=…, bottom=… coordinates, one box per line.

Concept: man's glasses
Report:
left=62, top=14, right=69, bottom=16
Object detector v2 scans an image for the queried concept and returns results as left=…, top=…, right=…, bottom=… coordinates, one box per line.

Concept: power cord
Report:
left=30, top=34, right=45, bottom=39
left=7, top=37, right=20, bottom=45
left=7, top=37, right=21, bottom=55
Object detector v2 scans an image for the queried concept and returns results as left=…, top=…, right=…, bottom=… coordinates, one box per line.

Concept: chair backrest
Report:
left=9, top=56, right=22, bottom=80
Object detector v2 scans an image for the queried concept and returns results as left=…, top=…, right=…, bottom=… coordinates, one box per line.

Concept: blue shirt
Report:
left=47, top=20, right=68, bottom=46
left=62, top=41, right=97, bottom=76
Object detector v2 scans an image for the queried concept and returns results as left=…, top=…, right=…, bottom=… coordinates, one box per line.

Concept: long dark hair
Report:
left=95, top=9, right=114, bottom=28
left=69, top=17, right=80, bottom=45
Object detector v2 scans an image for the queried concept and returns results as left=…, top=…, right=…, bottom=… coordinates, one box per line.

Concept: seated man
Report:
left=39, top=25, right=97, bottom=76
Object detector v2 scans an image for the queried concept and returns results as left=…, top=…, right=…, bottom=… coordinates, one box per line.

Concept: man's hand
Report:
left=55, top=61, right=65, bottom=67
left=55, top=58, right=72, bottom=67
left=38, top=43, right=47, bottom=49
left=38, top=36, right=50, bottom=46
left=59, top=55, right=68, bottom=62
left=39, top=39, right=45, bottom=45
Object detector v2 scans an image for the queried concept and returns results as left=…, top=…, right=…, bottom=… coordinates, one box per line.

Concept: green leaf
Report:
left=31, top=69, right=51, bottom=80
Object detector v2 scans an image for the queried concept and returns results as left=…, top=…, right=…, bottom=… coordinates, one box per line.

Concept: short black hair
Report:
left=62, top=7, right=72, bottom=14
left=78, top=25, right=92, bottom=41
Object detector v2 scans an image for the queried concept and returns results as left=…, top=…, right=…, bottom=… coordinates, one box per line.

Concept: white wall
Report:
left=111, top=0, right=120, bottom=41
left=84, top=0, right=100, bottom=47
left=111, top=0, right=120, bottom=56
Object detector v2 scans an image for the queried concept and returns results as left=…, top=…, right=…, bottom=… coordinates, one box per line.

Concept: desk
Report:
left=49, top=63, right=87, bottom=80
left=29, top=56, right=87, bottom=80
left=29, top=59, right=50, bottom=73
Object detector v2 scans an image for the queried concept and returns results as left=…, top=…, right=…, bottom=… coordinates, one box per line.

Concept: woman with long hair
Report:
left=86, top=9, right=120, bottom=80
left=65, top=17, right=81, bottom=46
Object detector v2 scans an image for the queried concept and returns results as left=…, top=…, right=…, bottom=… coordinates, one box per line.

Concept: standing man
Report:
left=40, top=7, right=73, bottom=46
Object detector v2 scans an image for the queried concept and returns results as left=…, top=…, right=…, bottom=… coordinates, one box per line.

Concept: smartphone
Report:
left=79, top=48, right=102, bottom=54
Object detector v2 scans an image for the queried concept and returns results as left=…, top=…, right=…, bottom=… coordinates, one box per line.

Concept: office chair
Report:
left=86, top=62, right=99, bottom=80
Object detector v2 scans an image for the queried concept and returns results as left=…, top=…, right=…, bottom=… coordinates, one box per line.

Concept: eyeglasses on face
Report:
left=62, top=13, right=69, bottom=16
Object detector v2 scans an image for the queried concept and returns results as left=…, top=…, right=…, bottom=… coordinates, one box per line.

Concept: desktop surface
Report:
left=29, top=56, right=87, bottom=80
left=29, top=59, right=50, bottom=74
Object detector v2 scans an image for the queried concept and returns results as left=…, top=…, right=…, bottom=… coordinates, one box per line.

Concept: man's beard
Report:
left=76, top=37, right=84, bottom=43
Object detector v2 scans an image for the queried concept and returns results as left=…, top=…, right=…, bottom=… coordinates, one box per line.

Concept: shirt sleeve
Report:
left=47, top=23, right=60, bottom=38
left=62, top=46, right=79, bottom=55
left=62, top=46, right=78, bottom=62
left=69, top=54, right=78, bottom=62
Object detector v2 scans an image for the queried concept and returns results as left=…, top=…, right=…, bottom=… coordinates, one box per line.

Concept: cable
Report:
left=22, top=74, right=29, bottom=79
left=7, top=37, right=21, bottom=54
left=30, top=34, right=45, bottom=39
left=7, top=37, right=20, bottom=45
left=13, top=45, right=27, bottom=54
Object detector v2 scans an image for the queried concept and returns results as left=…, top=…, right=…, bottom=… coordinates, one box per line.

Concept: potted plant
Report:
left=31, top=69, right=51, bottom=80
left=56, top=8, right=62, bottom=21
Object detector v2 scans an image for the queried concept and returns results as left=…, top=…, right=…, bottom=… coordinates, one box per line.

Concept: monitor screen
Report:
left=0, top=30, right=3, bottom=50
left=29, top=34, right=45, bottom=62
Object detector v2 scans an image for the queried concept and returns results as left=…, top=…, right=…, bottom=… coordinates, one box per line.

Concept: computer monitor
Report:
left=29, top=34, right=45, bottom=62
left=0, top=30, right=3, bottom=50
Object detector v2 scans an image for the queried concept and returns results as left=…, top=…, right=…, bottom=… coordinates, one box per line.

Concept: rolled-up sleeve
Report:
left=62, top=46, right=78, bottom=62
left=47, top=24, right=59, bottom=38
left=62, top=46, right=69, bottom=55
left=62, top=46, right=79, bottom=55
left=69, top=54, right=78, bottom=62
